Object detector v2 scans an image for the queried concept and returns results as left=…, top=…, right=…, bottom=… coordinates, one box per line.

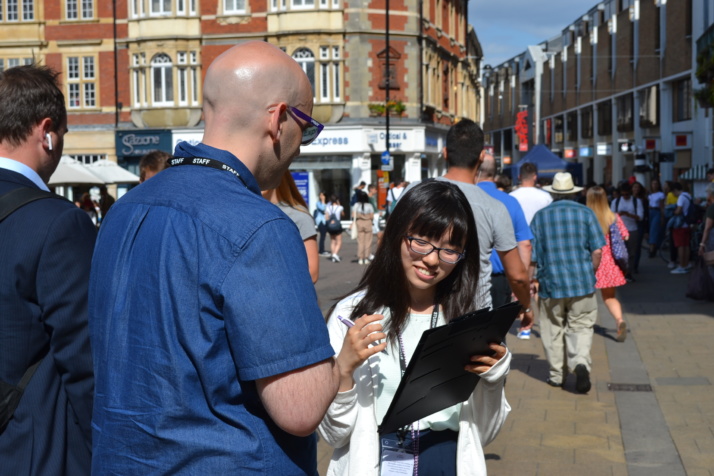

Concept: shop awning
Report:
left=48, top=156, right=105, bottom=186
left=679, top=164, right=710, bottom=180
left=86, top=159, right=140, bottom=184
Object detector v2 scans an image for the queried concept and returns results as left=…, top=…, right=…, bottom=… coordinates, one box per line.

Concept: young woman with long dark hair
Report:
left=318, top=180, right=512, bottom=476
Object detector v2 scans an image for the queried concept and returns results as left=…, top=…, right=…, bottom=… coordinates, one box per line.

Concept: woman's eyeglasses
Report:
left=405, top=236, right=465, bottom=264
left=288, top=106, right=324, bottom=145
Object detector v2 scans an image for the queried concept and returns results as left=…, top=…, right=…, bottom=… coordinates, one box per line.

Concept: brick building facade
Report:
left=0, top=0, right=481, bottom=206
left=482, top=0, right=713, bottom=192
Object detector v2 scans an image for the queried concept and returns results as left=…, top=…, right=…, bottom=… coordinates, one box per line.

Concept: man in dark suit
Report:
left=0, top=64, right=95, bottom=475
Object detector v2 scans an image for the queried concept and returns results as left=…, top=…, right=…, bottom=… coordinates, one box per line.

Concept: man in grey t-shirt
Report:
left=406, top=120, right=533, bottom=328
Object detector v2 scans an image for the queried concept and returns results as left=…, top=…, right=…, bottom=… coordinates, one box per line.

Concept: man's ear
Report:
left=441, top=146, right=448, bottom=162
left=268, top=104, right=287, bottom=144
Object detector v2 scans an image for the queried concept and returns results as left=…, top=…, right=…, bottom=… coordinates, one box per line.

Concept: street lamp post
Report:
left=385, top=0, right=390, bottom=165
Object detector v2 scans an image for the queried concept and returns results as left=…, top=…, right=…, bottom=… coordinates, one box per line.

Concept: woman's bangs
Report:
left=407, top=201, right=469, bottom=247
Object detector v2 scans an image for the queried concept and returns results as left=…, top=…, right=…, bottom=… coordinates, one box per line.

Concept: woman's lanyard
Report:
left=393, top=303, right=440, bottom=475
left=168, top=157, right=248, bottom=188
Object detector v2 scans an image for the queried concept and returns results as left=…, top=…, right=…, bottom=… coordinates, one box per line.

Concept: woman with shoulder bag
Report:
left=326, top=195, right=344, bottom=262
left=587, top=186, right=629, bottom=342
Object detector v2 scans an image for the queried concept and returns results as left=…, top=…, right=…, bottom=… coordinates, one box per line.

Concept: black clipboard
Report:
left=378, top=301, right=522, bottom=434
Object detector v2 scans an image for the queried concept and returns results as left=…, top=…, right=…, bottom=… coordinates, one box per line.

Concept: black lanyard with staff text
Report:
left=168, top=157, right=247, bottom=187
left=394, top=303, right=440, bottom=454
left=397, top=303, right=440, bottom=377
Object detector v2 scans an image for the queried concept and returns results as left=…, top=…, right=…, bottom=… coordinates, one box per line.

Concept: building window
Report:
left=639, top=85, right=658, bottom=128
left=151, top=53, right=174, bottom=105
left=672, top=78, right=691, bottom=122
left=66, top=0, right=93, bottom=19
left=616, top=93, right=633, bottom=132
left=70, top=154, right=106, bottom=164
left=151, top=0, right=171, bottom=15
left=0, top=57, right=32, bottom=70
left=4, top=0, right=18, bottom=21
left=554, top=116, right=564, bottom=145
left=293, top=48, right=315, bottom=96
left=292, top=0, right=314, bottom=7
left=317, top=46, right=341, bottom=103
left=22, top=0, right=33, bottom=19
left=224, top=0, right=245, bottom=13
left=67, top=56, right=97, bottom=109
left=566, top=111, right=577, bottom=142
left=581, top=107, right=593, bottom=139
left=597, top=101, right=612, bottom=136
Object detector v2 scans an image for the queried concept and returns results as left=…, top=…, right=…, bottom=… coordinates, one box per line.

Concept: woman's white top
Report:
left=318, top=292, right=512, bottom=476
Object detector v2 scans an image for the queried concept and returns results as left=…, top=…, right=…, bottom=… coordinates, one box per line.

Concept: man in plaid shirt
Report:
left=530, top=173, right=605, bottom=393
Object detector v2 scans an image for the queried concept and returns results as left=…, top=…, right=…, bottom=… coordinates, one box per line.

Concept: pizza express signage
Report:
left=116, top=130, right=172, bottom=157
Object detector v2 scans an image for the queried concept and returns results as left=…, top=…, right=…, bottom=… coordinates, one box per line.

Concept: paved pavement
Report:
left=314, top=237, right=714, bottom=475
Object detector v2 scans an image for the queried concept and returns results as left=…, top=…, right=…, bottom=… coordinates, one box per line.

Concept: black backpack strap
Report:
left=0, top=188, right=66, bottom=223
left=16, top=359, right=43, bottom=390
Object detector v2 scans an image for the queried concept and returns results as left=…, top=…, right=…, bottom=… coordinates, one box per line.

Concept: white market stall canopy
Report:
left=48, top=156, right=140, bottom=186
left=48, top=156, right=105, bottom=186
left=86, top=159, right=140, bottom=184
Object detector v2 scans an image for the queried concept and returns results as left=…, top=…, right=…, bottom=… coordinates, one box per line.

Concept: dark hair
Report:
left=356, top=189, right=370, bottom=205
left=519, top=162, right=538, bottom=180
left=139, top=150, right=171, bottom=181
left=0, top=64, right=66, bottom=147
left=347, top=180, right=480, bottom=341
left=495, top=174, right=512, bottom=192
left=618, top=182, right=632, bottom=193
left=445, top=119, right=484, bottom=169
left=671, top=182, right=683, bottom=192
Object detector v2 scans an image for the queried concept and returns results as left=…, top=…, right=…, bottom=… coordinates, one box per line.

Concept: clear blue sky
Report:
left=469, top=0, right=598, bottom=67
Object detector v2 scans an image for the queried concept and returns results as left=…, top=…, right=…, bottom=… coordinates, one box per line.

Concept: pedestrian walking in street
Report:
left=530, top=172, right=606, bottom=393
left=326, top=195, right=344, bottom=262
left=89, top=41, right=340, bottom=475
left=647, top=178, right=666, bottom=257
left=476, top=154, right=533, bottom=339
left=352, top=189, right=374, bottom=265
left=319, top=180, right=510, bottom=476
left=611, top=181, right=644, bottom=280
left=315, top=191, right=330, bottom=256
left=587, top=186, right=630, bottom=342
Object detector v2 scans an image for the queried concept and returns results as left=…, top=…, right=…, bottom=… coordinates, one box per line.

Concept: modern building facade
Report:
left=0, top=0, right=481, bottom=209
left=482, top=0, right=714, bottom=195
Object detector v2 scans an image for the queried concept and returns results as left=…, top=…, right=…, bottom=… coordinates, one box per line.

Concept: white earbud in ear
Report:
left=46, top=133, right=53, bottom=151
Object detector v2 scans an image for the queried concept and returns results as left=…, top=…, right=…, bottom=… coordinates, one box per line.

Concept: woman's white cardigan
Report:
left=317, top=293, right=512, bottom=476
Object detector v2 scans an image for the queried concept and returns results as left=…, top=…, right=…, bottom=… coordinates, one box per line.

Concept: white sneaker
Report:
left=332, top=254, right=341, bottom=262
left=684, top=263, right=693, bottom=270
left=670, top=266, right=689, bottom=274
left=668, top=261, right=677, bottom=269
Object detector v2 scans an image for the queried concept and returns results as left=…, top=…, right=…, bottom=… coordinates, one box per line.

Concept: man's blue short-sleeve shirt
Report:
left=89, top=142, right=334, bottom=475
left=477, top=181, right=533, bottom=274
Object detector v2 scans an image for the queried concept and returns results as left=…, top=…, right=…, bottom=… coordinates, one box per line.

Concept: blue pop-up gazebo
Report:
left=504, top=145, right=582, bottom=185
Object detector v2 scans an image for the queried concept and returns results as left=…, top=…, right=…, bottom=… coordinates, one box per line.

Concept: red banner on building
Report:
left=515, top=110, right=528, bottom=152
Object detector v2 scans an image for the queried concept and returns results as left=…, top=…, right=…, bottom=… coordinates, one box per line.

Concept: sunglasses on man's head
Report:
left=288, top=106, right=324, bottom=145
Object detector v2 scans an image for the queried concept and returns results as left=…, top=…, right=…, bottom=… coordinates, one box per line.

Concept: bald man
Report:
left=89, top=42, right=338, bottom=475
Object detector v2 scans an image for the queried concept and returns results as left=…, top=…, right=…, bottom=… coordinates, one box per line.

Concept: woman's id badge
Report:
left=379, top=438, right=414, bottom=476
